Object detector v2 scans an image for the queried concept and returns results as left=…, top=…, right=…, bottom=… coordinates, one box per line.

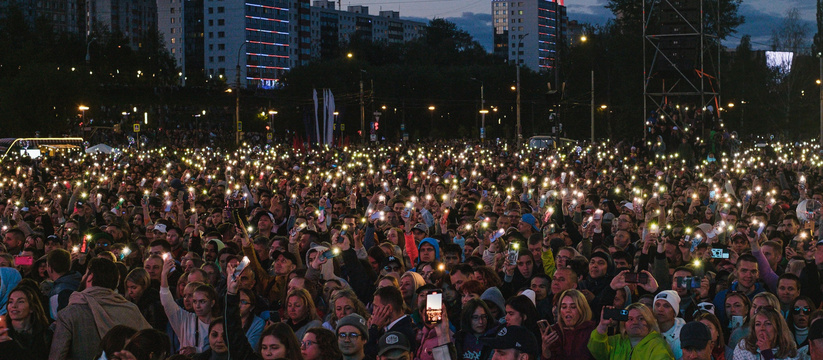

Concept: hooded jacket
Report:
left=587, top=329, right=674, bottom=360
left=416, top=237, right=441, bottom=265
left=0, top=267, right=22, bottom=316
left=47, top=272, right=82, bottom=319
left=480, top=287, right=506, bottom=323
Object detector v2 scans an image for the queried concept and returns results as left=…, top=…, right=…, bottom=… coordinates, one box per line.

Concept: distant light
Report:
left=580, top=35, right=587, bottom=42
left=428, top=106, right=435, bottom=111
left=727, top=103, right=735, bottom=108
left=600, top=105, right=607, bottom=109
left=347, top=53, right=353, bottom=58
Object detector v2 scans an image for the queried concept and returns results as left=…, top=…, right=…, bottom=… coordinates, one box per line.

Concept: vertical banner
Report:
left=313, top=89, right=319, bottom=144
left=326, top=89, right=335, bottom=145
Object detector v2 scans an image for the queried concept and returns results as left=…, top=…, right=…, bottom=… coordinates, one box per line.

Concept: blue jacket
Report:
left=713, top=281, right=765, bottom=323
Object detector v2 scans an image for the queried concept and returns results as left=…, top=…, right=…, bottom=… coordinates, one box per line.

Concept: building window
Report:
left=218, top=43, right=225, bottom=50
left=171, top=17, right=175, bottom=23
left=218, top=56, right=225, bottom=62
left=218, top=31, right=225, bottom=38
left=208, top=19, right=213, bottom=26
left=170, top=27, right=175, bottom=33
left=171, top=38, right=175, bottom=44
left=209, top=56, right=214, bottom=62
left=217, top=7, right=224, bottom=12
left=218, top=19, right=225, bottom=25
left=209, top=32, right=213, bottom=38
left=208, top=7, right=213, bottom=13
left=518, top=10, right=523, bottom=14
left=170, top=7, right=175, bottom=13
left=209, top=44, right=214, bottom=50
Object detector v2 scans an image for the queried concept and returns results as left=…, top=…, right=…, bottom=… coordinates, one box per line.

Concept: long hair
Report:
left=619, top=303, right=660, bottom=336
left=786, top=296, right=814, bottom=340
left=460, top=298, right=493, bottom=335
left=304, top=327, right=343, bottom=360
left=7, top=284, right=49, bottom=330
left=742, top=307, right=797, bottom=358
left=505, top=294, right=539, bottom=336
left=258, top=322, right=303, bottom=359
left=328, top=289, right=368, bottom=328
left=694, top=312, right=725, bottom=353
left=557, top=289, right=592, bottom=328
left=287, top=288, right=320, bottom=321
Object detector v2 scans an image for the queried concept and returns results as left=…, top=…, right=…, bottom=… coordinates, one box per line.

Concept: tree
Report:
left=769, top=8, right=812, bottom=132
left=606, top=0, right=744, bottom=40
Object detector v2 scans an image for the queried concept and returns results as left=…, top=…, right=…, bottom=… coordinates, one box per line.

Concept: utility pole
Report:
left=360, top=70, right=365, bottom=144
left=235, top=41, right=247, bottom=147
left=819, top=52, right=822, bottom=148
left=591, top=70, right=595, bottom=143
left=471, top=77, right=486, bottom=141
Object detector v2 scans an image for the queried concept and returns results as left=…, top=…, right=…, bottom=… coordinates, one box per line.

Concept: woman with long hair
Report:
left=285, top=288, right=322, bottom=340
left=786, top=296, right=814, bottom=349
left=238, top=288, right=266, bottom=350
left=732, top=307, right=799, bottom=360
left=191, top=318, right=228, bottom=360
left=504, top=294, right=539, bottom=339
left=0, top=285, right=53, bottom=360
left=125, top=268, right=167, bottom=331
left=322, top=289, right=368, bottom=331
left=454, top=298, right=497, bottom=360
left=723, top=290, right=752, bottom=347
left=542, top=289, right=596, bottom=359
left=301, top=328, right=342, bottom=360
left=587, top=303, right=674, bottom=360
left=694, top=311, right=726, bottom=360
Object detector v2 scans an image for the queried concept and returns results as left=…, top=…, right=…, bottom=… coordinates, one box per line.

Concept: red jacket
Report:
left=547, top=320, right=597, bottom=359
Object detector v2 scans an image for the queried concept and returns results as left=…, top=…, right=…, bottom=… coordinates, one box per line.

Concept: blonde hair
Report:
left=619, top=303, right=660, bottom=335
left=558, top=289, right=592, bottom=328
left=328, top=289, right=369, bottom=327
left=287, top=288, right=320, bottom=321
left=742, top=307, right=797, bottom=358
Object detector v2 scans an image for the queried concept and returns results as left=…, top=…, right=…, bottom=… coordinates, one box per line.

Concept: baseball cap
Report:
left=480, top=326, right=538, bottom=358
left=680, top=321, right=712, bottom=350
left=378, top=331, right=411, bottom=356
left=271, top=250, right=298, bottom=265
left=520, top=214, right=539, bottom=232
left=153, top=223, right=168, bottom=233
left=411, top=223, right=428, bottom=234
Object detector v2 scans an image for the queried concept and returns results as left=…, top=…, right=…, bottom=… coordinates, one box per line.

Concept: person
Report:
left=49, top=258, right=151, bottom=360
left=713, top=255, right=764, bottom=323
left=124, top=268, right=167, bottom=331
left=480, top=325, right=539, bottom=360
left=302, top=327, right=342, bottom=360
left=336, top=313, right=369, bottom=360
left=786, top=296, right=813, bottom=348
left=654, top=290, right=686, bottom=360
left=238, top=287, right=266, bottom=349
left=505, top=294, right=539, bottom=339
left=587, top=303, right=674, bottom=360
left=679, top=322, right=713, bottom=360
left=0, top=284, right=53, bottom=360
left=191, top=318, right=228, bottom=360
left=454, top=298, right=497, bottom=360
left=693, top=311, right=726, bottom=360
left=45, top=249, right=81, bottom=319
left=377, top=331, right=413, bottom=360
left=159, top=255, right=213, bottom=354
left=111, top=328, right=172, bottom=360
left=0, top=267, right=22, bottom=316
left=541, top=289, right=596, bottom=359
left=804, top=318, right=823, bottom=359
left=285, top=288, right=323, bottom=340
left=323, top=289, right=369, bottom=331
left=731, top=307, right=799, bottom=360
left=366, top=286, right=416, bottom=358
left=261, top=322, right=304, bottom=360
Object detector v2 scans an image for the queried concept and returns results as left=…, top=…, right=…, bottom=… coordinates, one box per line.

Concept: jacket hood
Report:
left=418, top=237, right=441, bottom=261
left=0, top=267, right=22, bottom=315
left=480, top=286, right=506, bottom=314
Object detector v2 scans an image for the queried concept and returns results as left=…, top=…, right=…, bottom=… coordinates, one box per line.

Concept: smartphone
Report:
left=507, top=242, right=520, bottom=266
left=710, top=248, right=730, bottom=259
left=537, top=319, right=551, bottom=334
left=322, top=248, right=340, bottom=259
left=370, top=211, right=382, bottom=221
left=603, top=308, right=629, bottom=321
left=425, top=292, right=443, bottom=324
left=13, top=255, right=33, bottom=266
left=232, top=256, right=250, bottom=280
left=491, top=229, right=505, bottom=242
left=624, top=272, right=649, bottom=284
left=80, top=237, right=89, bottom=254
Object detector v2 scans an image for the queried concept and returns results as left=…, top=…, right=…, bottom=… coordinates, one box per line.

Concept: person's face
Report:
left=699, top=319, right=719, bottom=347
left=517, top=221, right=532, bottom=234
left=462, top=291, right=479, bottom=305
left=491, top=348, right=525, bottom=360
left=167, top=229, right=181, bottom=247
left=335, top=297, right=356, bottom=321
left=736, top=260, right=759, bottom=288
left=324, top=282, right=343, bottom=303
left=443, top=252, right=460, bottom=270
left=418, top=243, right=436, bottom=262
left=258, top=215, right=274, bottom=231
left=470, top=306, right=489, bottom=334
left=3, top=232, right=22, bottom=250
left=144, top=258, right=162, bottom=280
left=516, top=255, right=534, bottom=277
left=211, top=212, right=223, bottom=226
left=204, top=243, right=218, bottom=262
left=777, top=279, right=799, bottom=305
left=6, top=290, right=31, bottom=322
left=219, top=254, right=233, bottom=273
left=274, top=255, right=295, bottom=276
left=337, top=325, right=366, bottom=355
left=209, top=323, right=227, bottom=353
left=238, top=291, right=254, bottom=318
left=182, top=288, right=195, bottom=311
left=287, top=296, right=307, bottom=321
left=614, top=231, right=631, bottom=248
left=725, top=295, right=747, bottom=317
left=301, top=332, right=322, bottom=360
left=654, top=299, right=676, bottom=324
left=450, top=271, right=471, bottom=292
left=386, top=229, right=399, bottom=245
left=261, top=335, right=287, bottom=360
left=556, top=249, right=572, bottom=268
left=672, top=270, right=692, bottom=297
left=588, top=257, right=608, bottom=278
left=681, top=343, right=712, bottom=360
left=761, top=245, right=781, bottom=269
left=551, top=269, right=576, bottom=294
left=126, top=280, right=145, bottom=301
left=791, top=299, right=811, bottom=328
left=625, top=309, right=651, bottom=338
left=504, top=305, right=525, bottom=327
left=149, top=245, right=164, bottom=258
left=530, top=277, right=549, bottom=301
left=753, top=314, right=777, bottom=348
left=399, top=276, right=415, bottom=299
left=559, top=295, right=581, bottom=327
left=782, top=219, right=798, bottom=236
left=192, top=291, right=214, bottom=318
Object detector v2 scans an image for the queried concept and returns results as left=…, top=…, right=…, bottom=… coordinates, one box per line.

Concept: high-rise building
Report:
left=157, top=0, right=184, bottom=81
left=86, top=0, right=157, bottom=49
left=0, top=0, right=82, bottom=34
left=308, top=2, right=425, bottom=62
left=492, top=0, right=566, bottom=72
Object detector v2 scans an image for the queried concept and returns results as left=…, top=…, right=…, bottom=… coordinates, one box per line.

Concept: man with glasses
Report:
left=377, top=331, right=412, bottom=360
left=382, top=256, right=404, bottom=275
left=337, top=314, right=369, bottom=360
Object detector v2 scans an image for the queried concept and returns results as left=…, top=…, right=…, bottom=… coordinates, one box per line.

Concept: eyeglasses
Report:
left=792, top=306, right=811, bottom=315
left=300, top=340, right=317, bottom=348
left=338, top=332, right=362, bottom=341
left=384, top=265, right=401, bottom=272
left=471, top=315, right=488, bottom=322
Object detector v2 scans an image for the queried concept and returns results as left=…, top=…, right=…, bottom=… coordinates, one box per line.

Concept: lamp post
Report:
left=85, top=37, right=95, bottom=64
left=428, top=106, right=435, bottom=135
left=235, top=41, right=248, bottom=147
left=818, top=51, right=822, bottom=148
left=515, top=33, right=529, bottom=146
left=78, top=105, right=89, bottom=121
left=470, top=77, right=486, bottom=140
left=268, top=110, right=277, bottom=143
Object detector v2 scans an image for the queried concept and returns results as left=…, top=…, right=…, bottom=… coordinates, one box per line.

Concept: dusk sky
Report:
left=354, top=0, right=818, bottom=51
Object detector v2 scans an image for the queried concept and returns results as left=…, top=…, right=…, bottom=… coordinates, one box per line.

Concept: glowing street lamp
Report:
left=79, top=105, right=89, bottom=120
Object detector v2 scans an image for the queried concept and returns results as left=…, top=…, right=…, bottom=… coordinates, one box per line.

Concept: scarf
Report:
left=68, top=286, right=146, bottom=338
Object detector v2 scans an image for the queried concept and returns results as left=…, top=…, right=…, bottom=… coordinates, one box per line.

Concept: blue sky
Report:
left=370, top=0, right=818, bottom=51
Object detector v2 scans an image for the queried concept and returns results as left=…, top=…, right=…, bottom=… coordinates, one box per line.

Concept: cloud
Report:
left=726, top=4, right=816, bottom=50
left=406, top=12, right=496, bottom=51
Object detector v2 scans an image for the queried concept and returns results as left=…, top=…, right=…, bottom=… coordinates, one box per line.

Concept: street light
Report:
left=235, top=41, right=248, bottom=147
left=79, top=105, right=89, bottom=121
left=580, top=35, right=587, bottom=42
left=470, top=77, right=486, bottom=140
left=515, top=33, right=529, bottom=146
left=600, top=105, right=608, bottom=110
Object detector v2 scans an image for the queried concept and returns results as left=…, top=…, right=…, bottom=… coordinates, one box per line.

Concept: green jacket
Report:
left=587, top=329, right=674, bottom=360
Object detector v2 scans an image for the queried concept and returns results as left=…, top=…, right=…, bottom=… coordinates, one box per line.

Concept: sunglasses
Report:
left=384, top=265, right=401, bottom=272
left=792, top=306, right=811, bottom=315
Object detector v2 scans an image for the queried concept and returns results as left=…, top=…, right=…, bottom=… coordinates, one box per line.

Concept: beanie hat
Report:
left=336, top=314, right=369, bottom=341
left=654, top=290, right=681, bottom=316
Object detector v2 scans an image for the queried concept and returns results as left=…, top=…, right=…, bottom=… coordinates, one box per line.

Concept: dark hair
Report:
left=451, top=264, right=474, bottom=278
left=149, top=239, right=171, bottom=253
left=8, top=284, right=49, bottom=329
left=47, top=248, right=71, bottom=275
left=778, top=273, right=800, bottom=291
left=611, top=250, right=633, bottom=268
left=374, top=285, right=404, bottom=314
left=304, top=327, right=343, bottom=360
left=441, top=243, right=461, bottom=255
left=98, top=325, right=138, bottom=359
left=88, top=258, right=120, bottom=289
left=736, top=254, right=759, bottom=267
left=258, top=322, right=302, bottom=358
left=123, top=329, right=171, bottom=360
left=505, top=294, right=539, bottom=336
left=460, top=298, right=493, bottom=335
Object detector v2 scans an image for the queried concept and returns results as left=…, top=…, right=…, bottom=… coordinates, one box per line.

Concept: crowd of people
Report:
left=0, top=137, right=822, bottom=360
